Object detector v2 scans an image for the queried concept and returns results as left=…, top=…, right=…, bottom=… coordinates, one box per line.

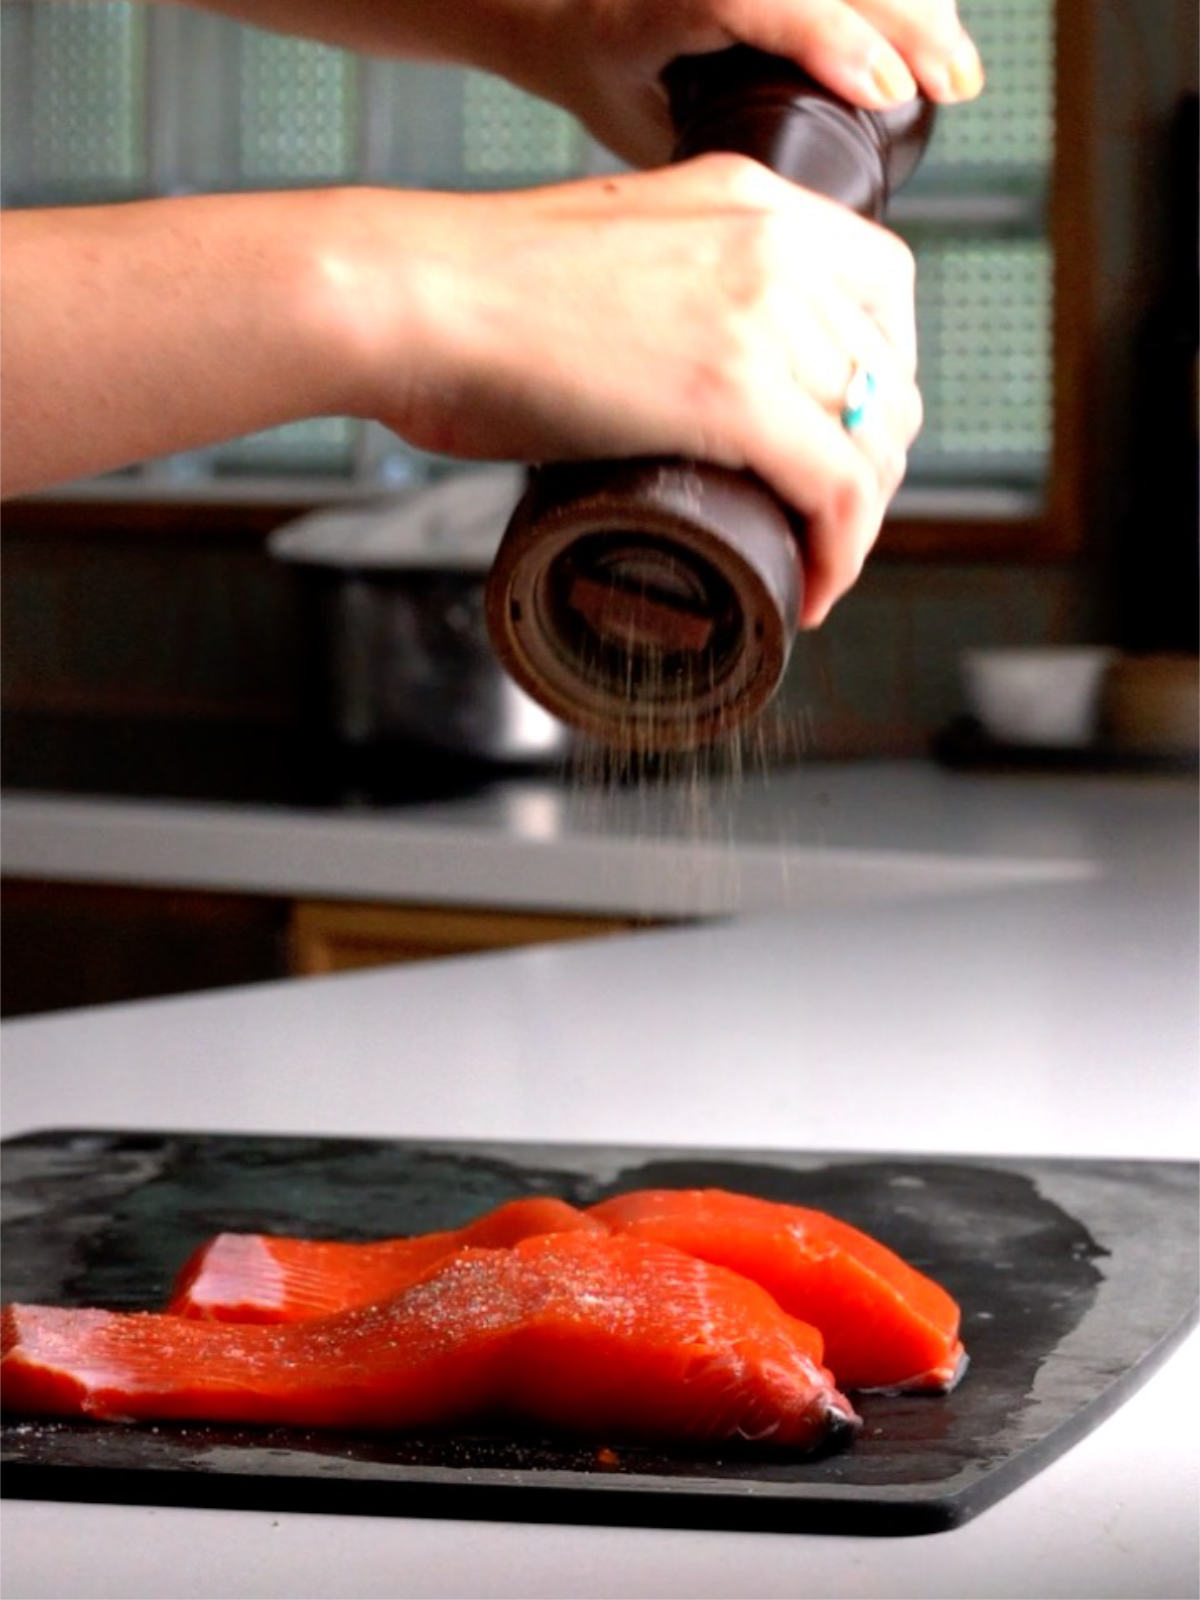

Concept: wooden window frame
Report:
left=879, top=0, right=1093, bottom=563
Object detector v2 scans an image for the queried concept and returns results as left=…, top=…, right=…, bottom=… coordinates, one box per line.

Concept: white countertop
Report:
left=3, top=761, right=1195, bottom=915
left=3, top=819, right=1198, bottom=1598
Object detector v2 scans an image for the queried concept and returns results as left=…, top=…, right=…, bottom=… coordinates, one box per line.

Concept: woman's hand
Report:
left=330, top=157, right=922, bottom=625
left=157, top=0, right=975, bottom=622
left=3, top=158, right=921, bottom=625
left=495, top=0, right=984, bottom=166
left=194, top=0, right=983, bottom=167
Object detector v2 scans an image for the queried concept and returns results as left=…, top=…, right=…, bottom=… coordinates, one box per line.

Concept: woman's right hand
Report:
left=327, top=156, right=921, bottom=626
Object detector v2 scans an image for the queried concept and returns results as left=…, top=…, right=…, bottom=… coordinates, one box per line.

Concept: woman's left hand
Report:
left=196, top=0, right=984, bottom=167
left=488, top=0, right=985, bottom=165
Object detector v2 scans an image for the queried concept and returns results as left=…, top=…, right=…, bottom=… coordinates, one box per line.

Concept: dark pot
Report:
left=270, top=473, right=572, bottom=766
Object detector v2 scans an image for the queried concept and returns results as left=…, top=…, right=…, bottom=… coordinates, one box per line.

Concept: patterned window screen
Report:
left=898, top=0, right=1054, bottom=492
left=0, top=0, right=1053, bottom=504
left=2, top=0, right=147, bottom=198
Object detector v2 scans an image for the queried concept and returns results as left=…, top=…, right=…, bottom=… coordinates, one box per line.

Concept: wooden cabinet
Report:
left=1, top=878, right=291, bottom=1018
left=1, top=878, right=662, bottom=1017
left=288, top=900, right=653, bottom=977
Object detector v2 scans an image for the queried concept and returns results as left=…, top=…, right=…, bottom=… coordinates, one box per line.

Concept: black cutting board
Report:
left=2, top=1130, right=1196, bottom=1536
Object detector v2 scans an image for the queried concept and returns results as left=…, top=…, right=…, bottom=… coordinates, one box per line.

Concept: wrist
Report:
left=285, top=187, right=396, bottom=423
left=303, top=185, right=488, bottom=456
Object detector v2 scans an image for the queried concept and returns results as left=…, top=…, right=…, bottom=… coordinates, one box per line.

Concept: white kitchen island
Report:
left=3, top=864, right=1197, bottom=1596
left=2, top=763, right=1198, bottom=1599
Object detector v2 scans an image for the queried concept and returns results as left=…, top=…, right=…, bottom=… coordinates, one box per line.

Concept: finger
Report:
left=814, top=294, right=922, bottom=433
left=773, top=270, right=919, bottom=452
left=843, top=0, right=986, bottom=102
left=740, top=383, right=889, bottom=627
left=719, top=0, right=917, bottom=109
left=841, top=364, right=918, bottom=505
left=749, top=342, right=919, bottom=623
left=779, top=297, right=879, bottom=420
left=718, top=0, right=983, bottom=108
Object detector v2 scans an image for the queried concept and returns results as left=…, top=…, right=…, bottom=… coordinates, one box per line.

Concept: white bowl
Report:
left=961, top=647, right=1116, bottom=749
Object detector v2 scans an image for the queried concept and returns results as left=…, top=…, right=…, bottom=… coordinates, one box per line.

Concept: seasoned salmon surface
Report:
left=166, top=1187, right=965, bottom=1392
left=168, top=1196, right=602, bottom=1323
left=2, top=1232, right=860, bottom=1451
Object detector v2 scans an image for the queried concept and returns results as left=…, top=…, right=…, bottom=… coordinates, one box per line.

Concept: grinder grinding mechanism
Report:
left=485, top=48, right=935, bottom=750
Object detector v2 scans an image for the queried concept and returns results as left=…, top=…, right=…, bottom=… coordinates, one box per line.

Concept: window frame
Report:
left=878, top=0, right=1093, bottom=562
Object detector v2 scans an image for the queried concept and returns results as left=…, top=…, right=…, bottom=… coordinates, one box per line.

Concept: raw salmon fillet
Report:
left=591, top=1189, right=965, bottom=1392
left=2, top=1233, right=859, bottom=1451
left=169, top=1196, right=601, bottom=1323
left=166, top=1189, right=966, bottom=1392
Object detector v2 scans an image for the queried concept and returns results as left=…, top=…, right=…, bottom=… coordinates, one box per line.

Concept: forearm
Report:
left=164, top=0, right=552, bottom=82
left=0, top=191, right=369, bottom=497
left=2, top=162, right=923, bottom=624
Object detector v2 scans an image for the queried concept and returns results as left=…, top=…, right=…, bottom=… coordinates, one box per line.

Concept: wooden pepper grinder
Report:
left=485, top=48, right=935, bottom=750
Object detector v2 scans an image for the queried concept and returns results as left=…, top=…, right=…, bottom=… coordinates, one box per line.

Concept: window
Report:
left=895, top=3, right=1055, bottom=501
left=0, top=0, right=1080, bottom=556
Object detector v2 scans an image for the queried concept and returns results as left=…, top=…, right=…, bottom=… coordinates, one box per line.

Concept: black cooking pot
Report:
left=270, top=470, right=572, bottom=766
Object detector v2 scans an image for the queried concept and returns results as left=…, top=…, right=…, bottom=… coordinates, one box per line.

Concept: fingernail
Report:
left=946, top=36, right=985, bottom=100
left=867, top=50, right=918, bottom=106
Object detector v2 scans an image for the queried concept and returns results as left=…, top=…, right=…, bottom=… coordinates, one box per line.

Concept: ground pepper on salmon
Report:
left=168, top=1196, right=604, bottom=1324
left=164, top=1187, right=967, bottom=1394
left=1, top=1232, right=860, bottom=1452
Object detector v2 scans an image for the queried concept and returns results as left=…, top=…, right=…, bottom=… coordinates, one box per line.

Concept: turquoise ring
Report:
left=840, top=364, right=878, bottom=432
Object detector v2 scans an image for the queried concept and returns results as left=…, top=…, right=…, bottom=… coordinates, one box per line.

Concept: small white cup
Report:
left=961, top=647, right=1116, bottom=749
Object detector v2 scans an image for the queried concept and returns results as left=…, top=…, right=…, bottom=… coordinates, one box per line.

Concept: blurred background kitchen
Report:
left=2, top=0, right=1196, bottom=1016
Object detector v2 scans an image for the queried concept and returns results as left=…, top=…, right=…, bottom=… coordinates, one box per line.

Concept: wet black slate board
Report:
left=2, top=1130, right=1196, bottom=1535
